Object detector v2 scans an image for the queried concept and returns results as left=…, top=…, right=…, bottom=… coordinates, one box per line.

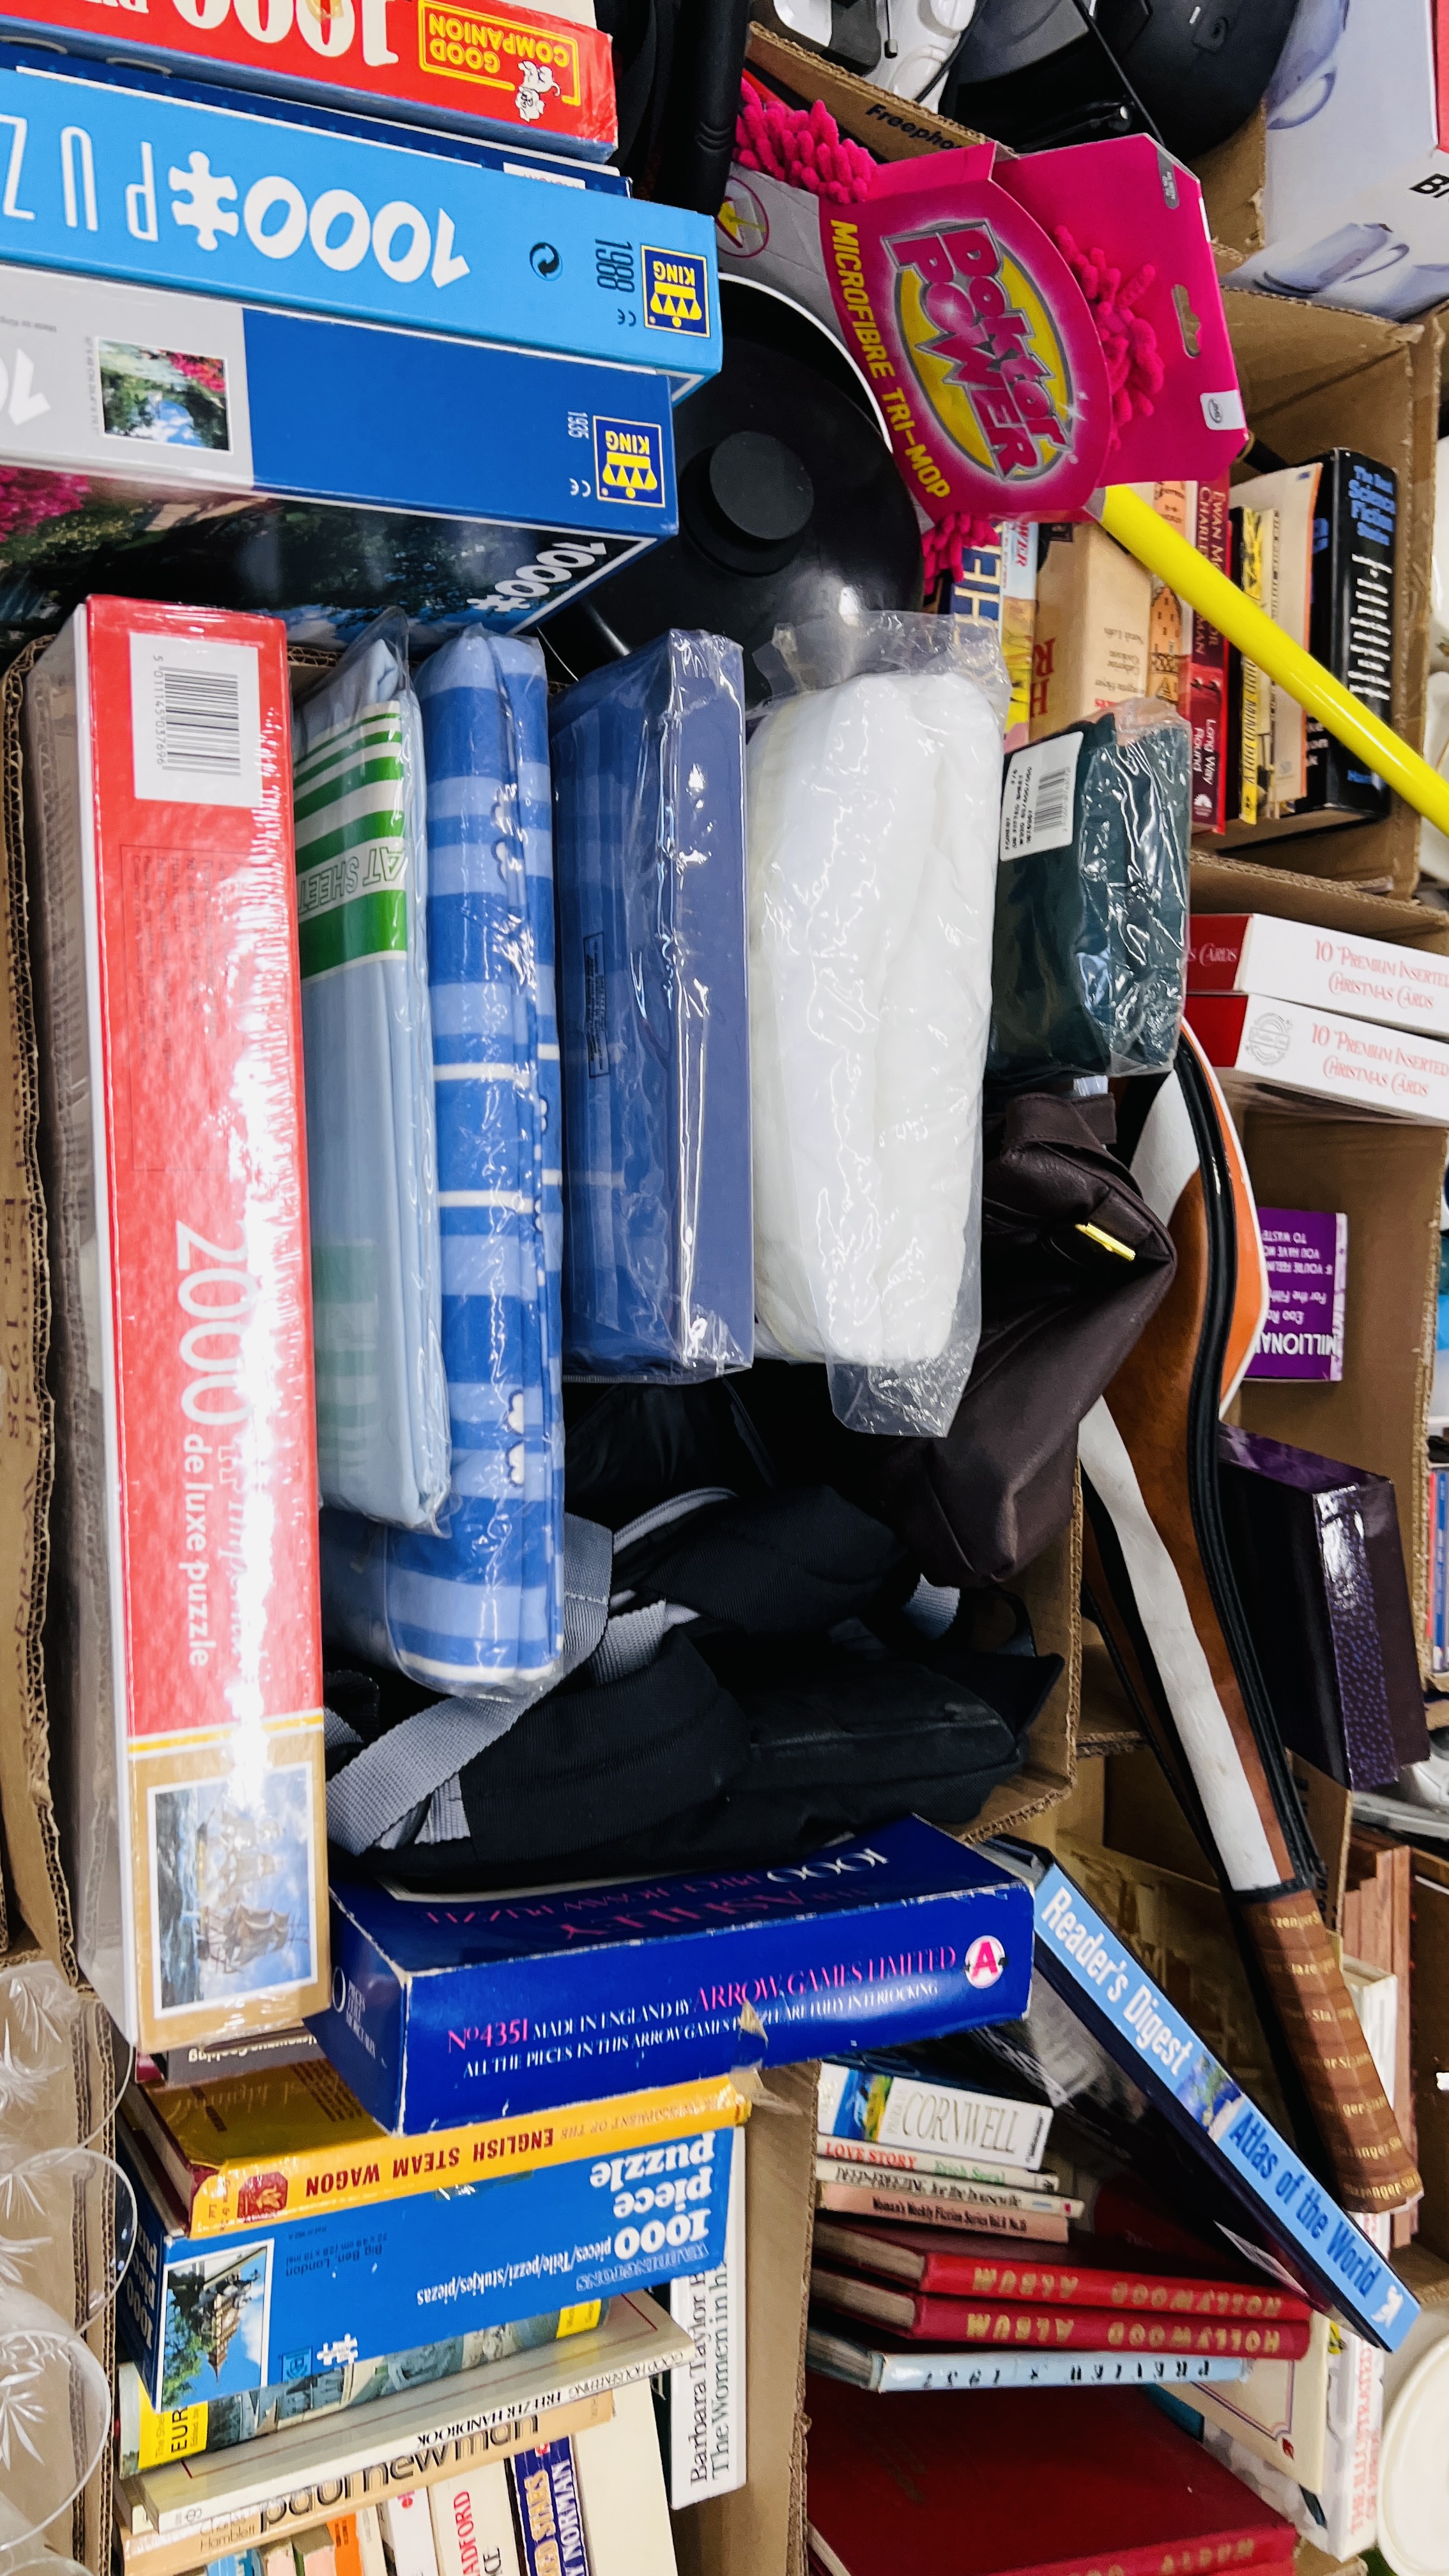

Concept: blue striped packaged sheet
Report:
left=320, top=632, right=564, bottom=1689
left=293, top=616, right=447, bottom=1531
left=549, top=630, right=752, bottom=1379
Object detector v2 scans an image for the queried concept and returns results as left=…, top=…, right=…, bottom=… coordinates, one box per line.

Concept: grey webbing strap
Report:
left=326, top=1514, right=614, bottom=1857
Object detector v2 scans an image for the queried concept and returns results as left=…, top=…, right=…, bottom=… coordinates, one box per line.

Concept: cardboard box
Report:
left=1194, top=855, right=1449, bottom=1687
left=672, top=2062, right=817, bottom=2576
left=1226, top=0, right=1449, bottom=328
left=0, top=264, right=674, bottom=643
left=0, top=46, right=721, bottom=390
left=1029, top=525, right=1152, bottom=742
left=1184, top=990, right=1449, bottom=1123
left=22, top=601, right=327, bottom=2055
left=743, top=21, right=986, bottom=164
left=1195, top=293, right=1439, bottom=895
left=0, top=0, right=617, bottom=158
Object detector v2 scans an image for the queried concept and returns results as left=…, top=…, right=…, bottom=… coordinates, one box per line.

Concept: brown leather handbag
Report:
left=1080, top=1028, right=1421, bottom=2221
left=740, top=1089, right=1178, bottom=1586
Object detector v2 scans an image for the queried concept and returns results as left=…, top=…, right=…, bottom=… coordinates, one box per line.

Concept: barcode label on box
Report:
left=130, top=634, right=262, bottom=809
left=999, top=731, right=1082, bottom=861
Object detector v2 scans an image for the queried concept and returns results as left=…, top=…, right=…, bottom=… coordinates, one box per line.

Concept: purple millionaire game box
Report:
left=1246, top=1208, right=1347, bottom=1383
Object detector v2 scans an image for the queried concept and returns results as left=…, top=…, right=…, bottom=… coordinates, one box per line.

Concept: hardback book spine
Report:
left=811, top=2220, right=1308, bottom=2319
left=428, top=2468, right=521, bottom=2576
left=1301, top=452, right=1396, bottom=822
left=804, top=2326, right=1252, bottom=2395
left=814, top=2136, right=1055, bottom=2192
left=813, top=2180, right=1070, bottom=2243
left=0, top=54, right=720, bottom=385
left=1186, top=477, right=1230, bottom=835
left=658, top=2128, right=746, bottom=2506
left=24, top=598, right=324, bottom=2052
left=809, top=2271, right=1312, bottom=2358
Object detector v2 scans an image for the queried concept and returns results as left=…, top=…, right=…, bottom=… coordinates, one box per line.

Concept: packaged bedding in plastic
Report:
left=320, top=632, right=565, bottom=1690
left=988, top=699, right=1191, bottom=1089
left=549, top=630, right=751, bottom=1381
left=293, top=614, right=447, bottom=1531
left=746, top=612, right=1008, bottom=1438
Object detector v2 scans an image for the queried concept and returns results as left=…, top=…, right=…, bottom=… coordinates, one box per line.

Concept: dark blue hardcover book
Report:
left=986, top=1843, right=1422, bottom=2354
left=512, top=2437, right=589, bottom=2576
left=312, top=1818, right=1034, bottom=2132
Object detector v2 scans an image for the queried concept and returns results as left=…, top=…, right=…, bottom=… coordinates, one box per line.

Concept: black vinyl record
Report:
left=540, top=279, right=924, bottom=705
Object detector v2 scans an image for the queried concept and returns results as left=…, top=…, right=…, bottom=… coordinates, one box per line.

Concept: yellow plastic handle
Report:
left=1096, top=482, right=1449, bottom=840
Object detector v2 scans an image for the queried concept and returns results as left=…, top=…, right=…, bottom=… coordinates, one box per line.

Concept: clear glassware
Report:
left=0, top=2296, right=110, bottom=2573
left=0, top=2148, right=136, bottom=2327
left=0, top=1960, right=130, bottom=2163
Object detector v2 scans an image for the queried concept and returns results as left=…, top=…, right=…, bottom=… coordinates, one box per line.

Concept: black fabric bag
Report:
left=733, top=1092, right=1177, bottom=1585
left=326, top=1483, right=1061, bottom=1889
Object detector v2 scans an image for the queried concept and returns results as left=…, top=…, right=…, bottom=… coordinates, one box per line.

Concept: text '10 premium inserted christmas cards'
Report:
left=24, top=597, right=326, bottom=2052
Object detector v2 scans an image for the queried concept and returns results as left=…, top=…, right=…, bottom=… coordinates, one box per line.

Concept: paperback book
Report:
left=813, top=2135, right=1057, bottom=2192
left=319, top=1818, right=1034, bottom=2131
left=654, top=2128, right=745, bottom=2508
left=119, top=2292, right=690, bottom=2542
left=119, top=2309, right=602, bottom=2478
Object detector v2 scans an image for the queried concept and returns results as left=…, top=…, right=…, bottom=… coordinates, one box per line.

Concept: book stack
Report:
left=802, top=1843, right=1425, bottom=2571
left=814, top=2060, right=1082, bottom=2248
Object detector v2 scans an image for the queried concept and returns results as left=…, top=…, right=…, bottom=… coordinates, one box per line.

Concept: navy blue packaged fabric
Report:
left=549, top=631, right=751, bottom=1379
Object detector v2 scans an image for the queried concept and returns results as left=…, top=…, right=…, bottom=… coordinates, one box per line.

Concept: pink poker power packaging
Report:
left=24, top=597, right=326, bottom=2052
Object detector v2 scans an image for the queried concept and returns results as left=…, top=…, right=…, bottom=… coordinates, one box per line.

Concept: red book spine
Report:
left=910, top=2249, right=1308, bottom=2320
left=907, top=2296, right=1311, bottom=2356
left=1186, top=477, right=1231, bottom=836
left=1186, top=912, right=1250, bottom=990
left=813, top=2272, right=1311, bottom=2356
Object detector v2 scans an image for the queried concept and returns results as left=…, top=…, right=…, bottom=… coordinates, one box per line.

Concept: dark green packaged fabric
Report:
left=988, top=700, right=1190, bottom=1087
